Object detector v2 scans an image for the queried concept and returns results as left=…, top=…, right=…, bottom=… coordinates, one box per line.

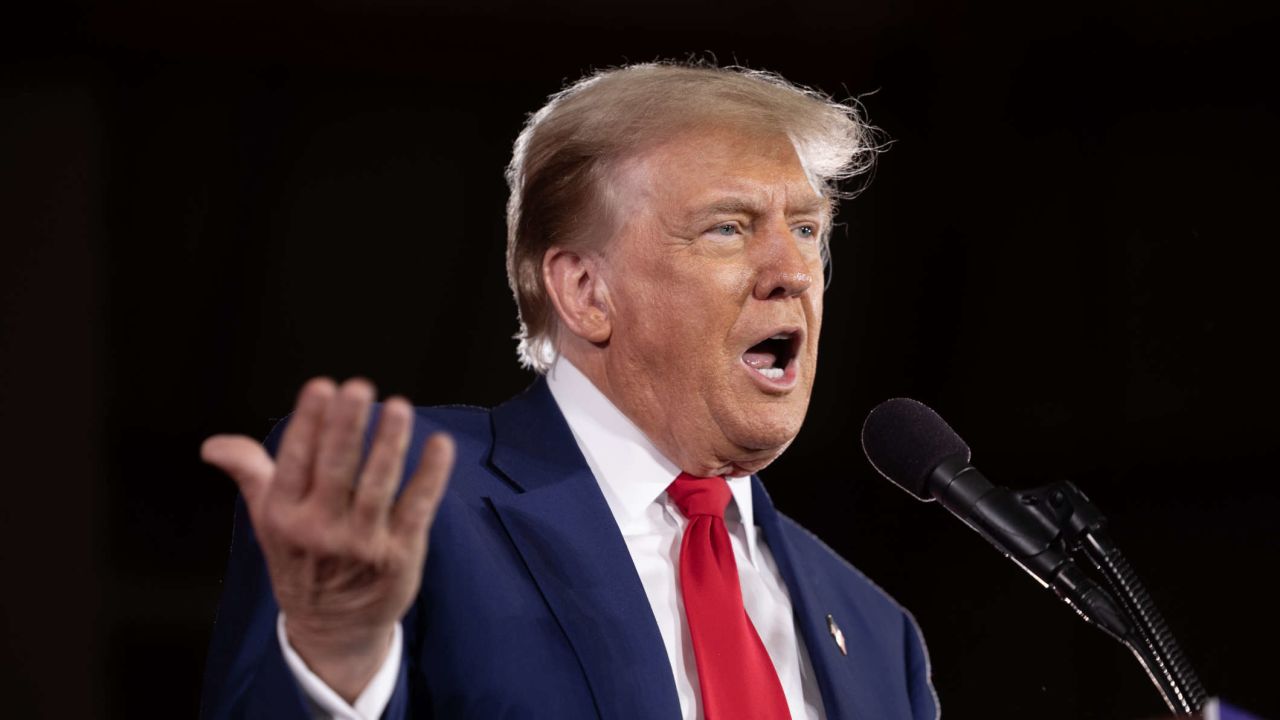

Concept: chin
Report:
left=719, top=412, right=805, bottom=474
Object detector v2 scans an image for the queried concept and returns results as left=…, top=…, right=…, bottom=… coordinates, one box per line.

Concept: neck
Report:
left=556, top=343, right=780, bottom=476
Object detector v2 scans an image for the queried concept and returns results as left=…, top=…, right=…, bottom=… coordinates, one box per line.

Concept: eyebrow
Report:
left=685, top=195, right=828, bottom=224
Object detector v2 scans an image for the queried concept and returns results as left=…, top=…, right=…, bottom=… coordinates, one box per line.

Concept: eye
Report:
left=708, top=223, right=741, bottom=237
left=794, top=224, right=818, bottom=240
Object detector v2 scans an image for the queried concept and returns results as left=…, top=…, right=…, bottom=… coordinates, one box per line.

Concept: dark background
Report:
left=3, top=0, right=1277, bottom=717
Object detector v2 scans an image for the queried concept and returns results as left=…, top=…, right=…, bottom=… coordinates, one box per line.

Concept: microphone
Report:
left=860, top=398, right=1132, bottom=640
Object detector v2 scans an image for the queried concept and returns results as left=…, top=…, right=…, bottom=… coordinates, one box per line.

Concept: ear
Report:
left=542, top=246, right=612, bottom=344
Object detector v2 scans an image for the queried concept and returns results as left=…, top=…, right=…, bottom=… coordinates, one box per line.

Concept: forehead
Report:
left=615, top=125, right=826, bottom=215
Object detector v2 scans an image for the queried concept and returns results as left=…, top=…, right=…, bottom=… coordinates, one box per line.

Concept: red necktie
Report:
left=667, top=472, right=792, bottom=720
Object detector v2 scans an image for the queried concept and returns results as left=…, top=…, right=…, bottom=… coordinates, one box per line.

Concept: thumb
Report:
left=202, top=434, right=275, bottom=506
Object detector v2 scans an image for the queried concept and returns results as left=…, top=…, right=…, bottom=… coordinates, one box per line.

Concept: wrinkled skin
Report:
left=551, top=125, right=828, bottom=477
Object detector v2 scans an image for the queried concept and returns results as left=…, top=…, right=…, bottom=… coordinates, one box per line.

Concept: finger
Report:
left=392, top=432, right=455, bottom=542
left=273, top=377, right=337, bottom=502
left=352, top=397, right=414, bottom=532
left=311, top=378, right=375, bottom=515
left=202, top=435, right=275, bottom=508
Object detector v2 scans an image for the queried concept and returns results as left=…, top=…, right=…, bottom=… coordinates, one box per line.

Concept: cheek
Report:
left=610, top=271, right=699, bottom=363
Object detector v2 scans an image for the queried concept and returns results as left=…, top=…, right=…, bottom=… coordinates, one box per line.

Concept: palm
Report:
left=202, top=378, right=454, bottom=699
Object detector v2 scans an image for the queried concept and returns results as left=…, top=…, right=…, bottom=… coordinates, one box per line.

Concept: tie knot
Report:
left=667, top=472, right=732, bottom=519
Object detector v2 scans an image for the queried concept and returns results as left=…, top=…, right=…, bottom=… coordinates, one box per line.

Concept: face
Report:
left=591, top=125, right=828, bottom=476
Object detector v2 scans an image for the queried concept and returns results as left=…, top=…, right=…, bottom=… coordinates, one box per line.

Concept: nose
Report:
left=751, top=223, right=815, bottom=301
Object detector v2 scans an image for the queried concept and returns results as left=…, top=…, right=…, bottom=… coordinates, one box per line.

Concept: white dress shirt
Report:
left=280, top=357, right=826, bottom=719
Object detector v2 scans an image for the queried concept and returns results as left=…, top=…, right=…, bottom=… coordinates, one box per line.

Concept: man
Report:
left=200, top=62, right=938, bottom=719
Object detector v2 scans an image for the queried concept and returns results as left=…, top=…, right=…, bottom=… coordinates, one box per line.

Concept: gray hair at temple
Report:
left=505, top=61, right=881, bottom=373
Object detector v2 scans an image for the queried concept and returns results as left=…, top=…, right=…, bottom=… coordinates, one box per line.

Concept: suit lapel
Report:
left=487, top=379, right=681, bottom=720
left=753, top=477, right=882, bottom=720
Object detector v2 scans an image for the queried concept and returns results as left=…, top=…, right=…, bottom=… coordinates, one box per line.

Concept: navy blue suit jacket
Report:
left=201, top=378, right=938, bottom=719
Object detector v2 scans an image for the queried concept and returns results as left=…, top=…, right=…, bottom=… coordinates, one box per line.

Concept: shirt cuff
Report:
left=277, top=613, right=403, bottom=720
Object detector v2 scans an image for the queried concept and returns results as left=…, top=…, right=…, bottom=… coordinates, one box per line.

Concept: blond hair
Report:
left=505, top=61, right=880, bottom=372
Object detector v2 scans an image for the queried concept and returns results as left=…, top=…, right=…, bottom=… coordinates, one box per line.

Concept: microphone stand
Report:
left=1013, top=481, right=1207, bottom=715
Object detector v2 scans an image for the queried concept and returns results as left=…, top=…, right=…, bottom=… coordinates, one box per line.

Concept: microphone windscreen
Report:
left=861, top=398, right=971, bottom=500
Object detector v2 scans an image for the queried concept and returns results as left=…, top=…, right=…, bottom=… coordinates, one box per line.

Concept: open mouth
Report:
left=741, top=330, right=800, bottom=382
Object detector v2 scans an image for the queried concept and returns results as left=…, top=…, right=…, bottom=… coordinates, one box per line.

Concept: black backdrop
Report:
left=3, top=0, right=1278, bottom=717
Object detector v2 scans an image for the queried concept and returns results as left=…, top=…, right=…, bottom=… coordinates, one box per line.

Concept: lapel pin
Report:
left=826, top=614, right=847, bottom=656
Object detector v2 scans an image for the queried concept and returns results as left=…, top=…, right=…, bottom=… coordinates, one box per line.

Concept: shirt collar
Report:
left=545, top=357, right=757, bottom=552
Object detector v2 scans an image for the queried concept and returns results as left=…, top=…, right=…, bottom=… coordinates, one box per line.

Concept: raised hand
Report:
left=201, top=377, right=454, bottom=701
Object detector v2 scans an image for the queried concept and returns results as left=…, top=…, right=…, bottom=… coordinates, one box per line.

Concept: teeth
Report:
left=757, top=367, right=784, bottom=380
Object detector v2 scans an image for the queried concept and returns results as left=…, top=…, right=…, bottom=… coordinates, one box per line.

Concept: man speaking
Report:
left=200, top=62, right=938, bottom=720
